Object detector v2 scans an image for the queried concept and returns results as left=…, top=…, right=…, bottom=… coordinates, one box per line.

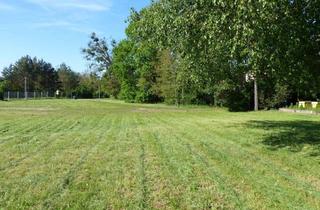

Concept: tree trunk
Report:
left=254, top=78, right=258, bottom=111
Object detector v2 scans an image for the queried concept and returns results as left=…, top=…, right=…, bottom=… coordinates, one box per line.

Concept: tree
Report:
left=75, top=72, right=102, bottom=99
left=2, top=55, right=59, bottom=92
left=125, top=0, right=320, bottom=110
left=82, top=32, right=115, bottom=72
left=109, top=39, right=137, bottom=102
left=57, top=63, right=79, bottom=98
left=104, top=72, right=121, bottom=98
left=0, top=77, right=6, bottom=100
left=153, top=50, right=177, bottom=104
left=132, top=43, right=159, bottom=103
left=90, top=0, right=319, bottom=109
left=82, top=32, right=120, bottom=99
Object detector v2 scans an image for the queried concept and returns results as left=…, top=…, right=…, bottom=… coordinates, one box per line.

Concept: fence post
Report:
left=7, top=91, right=10, bottom=101
left=41, top=92, right=42, bottom=99
left=34, top=92, right=36, bottom=99
left=17, top=91, right=19, bottom=99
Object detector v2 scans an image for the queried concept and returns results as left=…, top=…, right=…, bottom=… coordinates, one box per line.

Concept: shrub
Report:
left=105, top=74, right=121, bottom=99
left=264, top=84, right=290, bottom=109
left=119, top=82, right=136, bottom=103
left=0, top=80, right=7, bottom=100
left=214, top=80, right=251, bottom=112
left=75, top=84, right=94, bottom=99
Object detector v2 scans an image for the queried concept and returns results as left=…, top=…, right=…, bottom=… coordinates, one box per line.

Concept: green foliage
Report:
left=0, top=79, right=6, bottom=100
left=154, top=50, right=176, bottom=104
left=110, top=39, right=137, bottom=102
left=109, top=38, right=160, bottom=103
left=263, top=84, right=290, bottom=109
left=214, top=80, right=251, bottom=112
left=119, top=82, right=136, bottom=103
left=75, top=72, right=106, bottom=99
left=2, top=55, right=59, bottom=92
left=134, top=43, right=159, bottom=103
left=82, top=32, right=114, bottom=72
left=117, top=0, right=320, bottom=110
left=104, top=73, right=121, bottom=98
left=75, top=83, right=94, bottom=99
left=57, top=63, right=79, bottom=98
left=78, top=0, right=320, bottom=109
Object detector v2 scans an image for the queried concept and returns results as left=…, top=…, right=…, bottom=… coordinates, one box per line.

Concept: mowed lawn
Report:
left=0, top=100, right=320, bottom=209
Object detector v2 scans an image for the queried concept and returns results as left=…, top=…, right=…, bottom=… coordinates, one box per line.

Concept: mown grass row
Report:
left=157, top=114, right=319, bottom=209
left=0, top=99, right=319, bottom=209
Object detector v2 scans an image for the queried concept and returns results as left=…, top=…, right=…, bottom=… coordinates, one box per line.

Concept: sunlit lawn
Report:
left=0, top=99, right=320, bottom=209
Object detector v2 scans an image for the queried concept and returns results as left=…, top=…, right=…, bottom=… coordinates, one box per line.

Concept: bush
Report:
left=104, top=73, right=121, bottom=99
left=214, top=81, right=251, bottom=112
left=264, top=84, right=290, bottom=109
left=135, top=90, right=160, bottom=103
left=0, top=80, right=6, bottom=100
left=75, top=84, right=94, bottom=99
left=119, top=82, right=137, bottom=103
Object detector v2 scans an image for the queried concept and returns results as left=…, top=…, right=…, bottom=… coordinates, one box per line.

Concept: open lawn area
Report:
left=0, top=100, right=320, bottom=209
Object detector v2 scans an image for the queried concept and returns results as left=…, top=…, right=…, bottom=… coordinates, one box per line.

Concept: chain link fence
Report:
left=4, top=91, right=55, bottom=100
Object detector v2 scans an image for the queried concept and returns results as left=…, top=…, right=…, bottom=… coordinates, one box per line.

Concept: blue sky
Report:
left=0, top=0, right=151, bottom=73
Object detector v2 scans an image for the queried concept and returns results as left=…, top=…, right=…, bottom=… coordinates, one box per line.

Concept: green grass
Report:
left=0, top=99, right=320, bottom=209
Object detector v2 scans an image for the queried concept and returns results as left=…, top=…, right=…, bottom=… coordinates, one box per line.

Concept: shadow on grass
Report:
left=247, top=120, right=320, bottom=156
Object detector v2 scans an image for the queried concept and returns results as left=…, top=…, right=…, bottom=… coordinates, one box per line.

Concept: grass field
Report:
left=0, top=99, right=320, bottom=209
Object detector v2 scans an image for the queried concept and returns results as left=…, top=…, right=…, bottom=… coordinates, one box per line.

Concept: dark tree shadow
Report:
left=246, top=120, right=320, bottom=156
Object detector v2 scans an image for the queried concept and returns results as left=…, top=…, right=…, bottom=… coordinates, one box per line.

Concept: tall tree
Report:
left=57, top=63, right=79, bottom=97
left=2, top=55, right=59, bottom=92
left=127, top=0, right=320, bottom=109
left=109, top=39, right=137, bottom=102
left=82, top=32, right=115, bottom=72
left=153, top=50, right=177, bottom=104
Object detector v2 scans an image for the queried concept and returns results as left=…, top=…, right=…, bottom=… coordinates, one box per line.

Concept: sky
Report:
left=0, top=0, right=151, bottom=74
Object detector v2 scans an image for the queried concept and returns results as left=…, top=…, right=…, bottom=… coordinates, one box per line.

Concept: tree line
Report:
left=1, top=0, right=319, bottom=111
left=0, top=55, right=107, bottom=99
left=94, top=0, right=319, bottom=111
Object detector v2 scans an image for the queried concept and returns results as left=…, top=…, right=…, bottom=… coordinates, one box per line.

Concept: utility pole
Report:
left=246, top=72, right=258, bottom=111
left=254, top=78, right=258, bottom=111
left=99, top=78, right=101, bottom=99
left=24, top=77, right=27, bottom=100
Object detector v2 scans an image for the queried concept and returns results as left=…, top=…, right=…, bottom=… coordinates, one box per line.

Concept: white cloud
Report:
left=31, top=20, right=99, bottom=35
left=22, top=0, right=110, bottom=34
left=26, top=0, right=112, bottom=12
left=69, top=26, right=102, bottom=35
left=62, top=2, right=109, bottom=11
left=32, top=20, right=72, bottom=28
left=0, top=2, right=15, bottom=11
